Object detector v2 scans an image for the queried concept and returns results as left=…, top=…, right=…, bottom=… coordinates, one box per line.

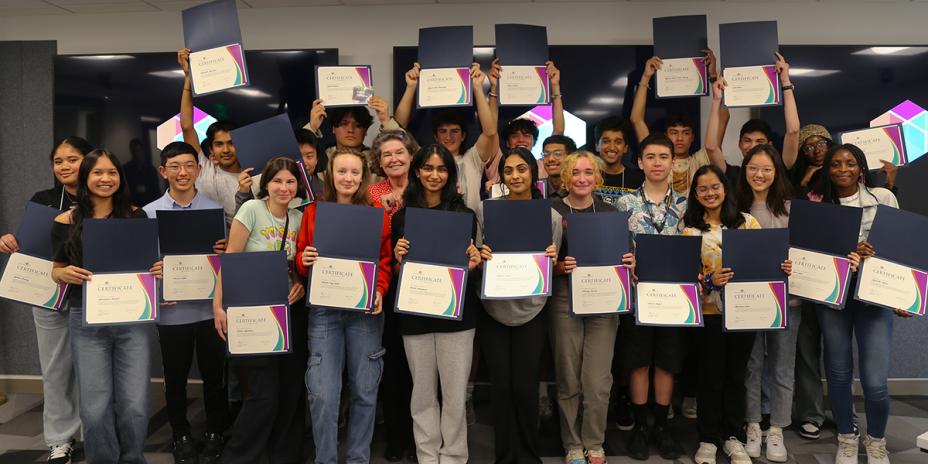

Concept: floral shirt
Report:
left=616, top=186, right=688, bottom=238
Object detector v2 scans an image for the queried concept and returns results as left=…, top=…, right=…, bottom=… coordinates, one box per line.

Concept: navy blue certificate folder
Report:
left=719, top=21, right=779, bottom=68
left=867, top=205, right=928, bottom=268
left=483, top=199, right=552, bottom=253
left=896, top=155, right=928, bottom=217
left=83, top=218, right=159, bottom=273
left=567, top=211, right=630, bottom=266
left=313, top=202, right=384, bottom=261
left=495, top=24, right=548, bottom=66
left=156, top=208, right=226, bottom=255
left=788, top=200, right=862, bottom=256
left=404, top=207, right=473, bottom=268
left=221, top=251, right=289, bottom=306
left=635, top=234, right=702, bottom=282
left=418, top=26, right=473, bottom=69
left=723, top=228, right=789, bottom=281
left=182, top=0, right=243, bottom=51
left=653, top=15, right=708, bottom=59
left=230, top=114, right=301, bottom=171
left=18, top=202, right=61, bottom=260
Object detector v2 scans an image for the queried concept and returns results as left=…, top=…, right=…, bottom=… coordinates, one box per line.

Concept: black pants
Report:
left=222, top=302, right=309, bottom=464
left=380, top=284, right=413, bottom=452
left=695, top=316, right=755, bottom=445
left=157, top=319, right=228, bottom=437
left=478, top=307, right=547, bottom=464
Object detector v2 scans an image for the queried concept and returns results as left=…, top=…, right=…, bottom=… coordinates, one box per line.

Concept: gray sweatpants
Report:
left=33, top=307, right=81, bottom=447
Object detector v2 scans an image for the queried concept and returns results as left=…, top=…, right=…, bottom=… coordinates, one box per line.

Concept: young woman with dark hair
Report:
left=50, top=149, right=160, bottom=464
left=682, top=165, right=791, bottom=464
left=212, top=156, right=309, bottom=464
left=392, top=144, right=481, bottom=463
left=0, top=136, right=91, bottom=463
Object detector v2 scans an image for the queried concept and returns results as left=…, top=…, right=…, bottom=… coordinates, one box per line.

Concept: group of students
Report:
left=0, top=47, right=909, bottom=464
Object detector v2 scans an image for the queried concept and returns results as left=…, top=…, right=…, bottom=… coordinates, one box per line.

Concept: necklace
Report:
left=564, top=196, right=595, bottom=214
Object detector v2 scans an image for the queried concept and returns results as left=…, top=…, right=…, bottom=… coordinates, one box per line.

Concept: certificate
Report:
left=722, top=65, right=781, bottom=108
left=788, top=247, right=852, bottom=309
left=481, top=252, right=551, bottom=299
left=855, top=257, right=928, bottom=316
left=189, top=43, right=249, bottom=96
left=656, top=57, right=709, bottom=99
left=395, top=261, right=467, bottom=320
left=499, top=65, right=550, bottom=106
left=315, top=66, right=373, bottom=107
left=0, top=253, right=68, bottom=311
left=569, top=265, right=630, bottom=316
left=227, top=305, right=290, bottom=355
left=634, top=282, right=703, bottom=327
left=723, top=281, right=788, bottom=331
left=308, top=256, right=377, bottom=311
left=162, top=254, right=221, bottom=301
left=84, top=272, right=158, bottom=326
left=418, top=68, right=472, bottom=108
left=839, top=124, right=907, bottom=167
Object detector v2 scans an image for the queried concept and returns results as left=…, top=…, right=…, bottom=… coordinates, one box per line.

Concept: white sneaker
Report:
left=695, top=442, right=717, bottom=464
left=836, top=433, right=860, bottom=464
left=745, top=422, right=762, bottom=458
left=766, top=426, right=788, bottom=463
left=724, top=437, right=753, bottom=464
left=682, top=396, right=698, bottom=419
left=863, top=435, right=890, bottom=464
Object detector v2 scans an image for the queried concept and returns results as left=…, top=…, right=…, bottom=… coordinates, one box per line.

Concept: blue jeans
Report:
left=305, top=308, right=385, bottom=464
left=69, top=308, right=152, bottom=463
left=817, top=298, right=893, bottom=438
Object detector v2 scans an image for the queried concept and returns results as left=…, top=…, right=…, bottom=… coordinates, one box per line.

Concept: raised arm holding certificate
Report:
left=395, top=208, right=473, bottom=320
left=481, top=199, right=553, bottom=299
left=82, top=218, right=160, bottom=326
left=417, top=26, right=474, bottom=108
left=307, top=202, right=384, bottom=312
left=495, top=24, right=551, bottom=106
left=634, top=234, right=703, bottom=327
left=567, top=211, right=632, bottom=316
left=221, top=251, right=291, bottom=355
left=653, top=15, right=709, bottom=99
left=839, top=124, right=908, bottom=168
left=182, top=0, right=249, bottom=96
left=157, top=208, right=225, bottom=301
left=0, top=203, right=69, bottom=310
left=854, top=205, right=928, bottom=315
left=722, top=228, right=790, bottom=331
left=315, top=65, right=374, bottom=107
left=719, top=21, right=781, bottom=108
left=788, top=200, right=862, bottom=309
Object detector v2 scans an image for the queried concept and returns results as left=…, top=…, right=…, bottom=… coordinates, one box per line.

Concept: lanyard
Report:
left=638, top=187, right=673, bottom=234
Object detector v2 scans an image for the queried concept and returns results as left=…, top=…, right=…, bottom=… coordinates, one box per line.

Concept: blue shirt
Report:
left=143, top=190, right=223, bottom=326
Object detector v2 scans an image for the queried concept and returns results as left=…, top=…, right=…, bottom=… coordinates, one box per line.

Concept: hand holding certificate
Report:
left=567, top=212, right=632, bottom=316
left=839, top=124, right=908, bottom=168
left=719, top=21, right=781, bottom=108
left=221, top=251, right=291, bottom=355
left=633, top=234, right=703, bottom=327
left=417, top=26, right=474, bottom=108
left=315, top=66, right=374, bottom=107
left=182, top=0, right=249, bottom=96
left=0, top=203, right=69, bottom=310
left=653, top=15, right=710, bottom=99
left=721, top=229, right=790, bottom=331
left=495, top=24, right=551, bottom=106
left=481, top=199, right=553, bottom=299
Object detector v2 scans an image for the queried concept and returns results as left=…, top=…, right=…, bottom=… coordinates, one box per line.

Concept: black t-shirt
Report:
left=389, top=203, right=478, bottom=336
left=30, top=186, right=77, bottom=211
left=725, top=163, right=741, bottom=188
left=601, top=168, right=645, bottom=191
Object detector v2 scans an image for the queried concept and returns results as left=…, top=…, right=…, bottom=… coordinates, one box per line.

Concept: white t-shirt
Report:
left=196, top=152, right=240, bottom=226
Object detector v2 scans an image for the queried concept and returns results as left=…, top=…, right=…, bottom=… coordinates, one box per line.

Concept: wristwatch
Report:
left=782, top=84, right=795, bottom=92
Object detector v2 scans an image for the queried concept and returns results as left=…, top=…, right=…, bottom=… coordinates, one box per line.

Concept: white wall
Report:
left=2, top=1, right=927, bottom=160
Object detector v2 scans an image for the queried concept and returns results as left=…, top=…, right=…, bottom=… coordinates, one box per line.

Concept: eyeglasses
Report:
left=801, top=141, right=829, bottom=154
left=542, top=150, right=565, bottom=159
left=745, top=165, right=775, bottom=175
left=164, top=162, right=198, bottom=173
left=695, top=183, right=723, bottom=195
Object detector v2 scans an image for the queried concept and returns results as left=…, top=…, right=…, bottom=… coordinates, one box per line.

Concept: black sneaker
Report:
left=615, top=396, right=635, bottom=431
left=798, top=420, right=821, bottom=440
left=199, top=432, right=224, bottom=464
left=627, top=424, right=650, bottom=461
left=651, top=425, right=683, bottom=460
left=47, top=439, right=75, bottom=464
left=172, top=434, right=199, bottom=464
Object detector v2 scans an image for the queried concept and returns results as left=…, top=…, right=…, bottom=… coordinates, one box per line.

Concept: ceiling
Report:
left=0, top=0, right=924, bottom=17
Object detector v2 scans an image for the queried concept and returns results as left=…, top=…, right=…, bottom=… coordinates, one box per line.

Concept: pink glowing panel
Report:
left=156, top=107, right=217, bottom=150
left=871, top=100, right=928, bottom=162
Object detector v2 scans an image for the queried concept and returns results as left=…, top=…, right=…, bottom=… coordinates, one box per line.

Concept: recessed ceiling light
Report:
left=148, top=70, right=186, bottom=78
left=788, top=68, right=840, bottom=77
left=70, top=55, right=135, bottom=60
left=853, top=47, right=928, bottom=56
left=231, top=88, right=271, bottom=98
left=589, top=96, right=623, bottom=105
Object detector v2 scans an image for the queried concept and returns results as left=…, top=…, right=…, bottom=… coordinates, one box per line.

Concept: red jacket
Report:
left=294, top=202, right=393, bottom=296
